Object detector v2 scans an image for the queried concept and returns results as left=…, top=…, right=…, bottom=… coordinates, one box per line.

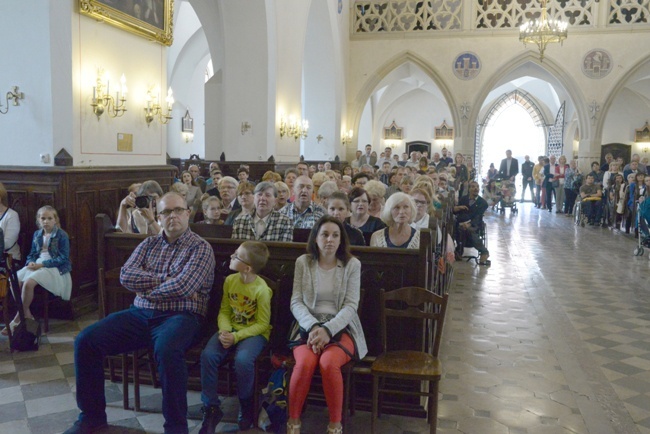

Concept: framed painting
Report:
left=79, top=0, right=174, bottom=46
left=384, top=121, right=404, bottom=140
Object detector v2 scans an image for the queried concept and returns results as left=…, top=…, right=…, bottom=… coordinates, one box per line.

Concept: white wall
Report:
left=75, top=12, right=168, bottom=166
left=0, top=1, right=58, bottom=167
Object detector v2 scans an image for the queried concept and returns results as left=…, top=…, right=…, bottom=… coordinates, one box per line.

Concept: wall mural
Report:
left=453, top=52, right=481, bottom=80
left=582, top=49, right=613, bottom=79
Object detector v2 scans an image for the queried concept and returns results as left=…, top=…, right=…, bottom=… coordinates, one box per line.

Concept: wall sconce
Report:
left=642, top=144, right=649, bottom=154
left=279, top=114, right=308, bottom=141
left=341, top=129, right=353, bottom=145
left=317, top=134, right=324, bottom=143
left=241, top=121, right=251, bottom=135
left=0, top=86, right=24, bottom=115
left=91, top=70, right=127, bottom=120
left=145, top=86, right=174, bottom=126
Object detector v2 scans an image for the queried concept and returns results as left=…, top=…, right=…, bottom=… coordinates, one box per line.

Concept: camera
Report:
left=135, top=195, right=154, bottom=209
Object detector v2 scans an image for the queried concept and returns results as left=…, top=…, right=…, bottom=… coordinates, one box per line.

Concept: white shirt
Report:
left=314, top=266, right=338, bottom=316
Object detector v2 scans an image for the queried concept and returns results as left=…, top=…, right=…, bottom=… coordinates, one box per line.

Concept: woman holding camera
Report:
left=115, top=180, right=164, bottom=234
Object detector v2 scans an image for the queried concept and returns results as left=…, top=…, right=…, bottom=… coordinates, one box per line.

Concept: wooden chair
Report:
left=371, top=287, right=449, bottom=434
left=35, top=285, right=61, bottom=333
left=98, top=267, right=158, bottom=411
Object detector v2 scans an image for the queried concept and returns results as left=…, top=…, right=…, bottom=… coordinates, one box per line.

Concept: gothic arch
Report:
left=480, top=90, right=548, bottom=127
left=468, top=52, right=589, bottom=146
left=349, top=51, right=459, bottom=147
left=595, top=53, right=650, bottom=142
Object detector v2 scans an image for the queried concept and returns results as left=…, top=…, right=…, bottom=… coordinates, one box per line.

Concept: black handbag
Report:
left=7, top=260, right=41, bottom=352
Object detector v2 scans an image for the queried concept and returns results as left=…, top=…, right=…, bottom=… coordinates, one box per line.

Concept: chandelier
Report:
left=519, top=0, right=568, bottom=62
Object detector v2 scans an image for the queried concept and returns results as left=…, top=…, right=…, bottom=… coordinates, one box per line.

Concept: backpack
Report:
left=258, top=357, right=288, bottom=433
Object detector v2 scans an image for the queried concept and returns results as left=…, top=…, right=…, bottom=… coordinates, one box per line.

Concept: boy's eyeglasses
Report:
left=231, top=253, right=251, bottom=266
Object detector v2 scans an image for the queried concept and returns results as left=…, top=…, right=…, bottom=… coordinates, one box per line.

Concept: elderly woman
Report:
left=0, top=182, right=21, bottom=261
left=364, top=180, right=386, bottom=218
left=217, top=176, right=240, bottom=215
left=288, top=216, right=367, bottom=434
left=181, top=170, right=202, bottom=211
left=370, top=192, right=420, bottom=249
left=274, top=181, right=290, bottom=211
left=116, top=180, right=164, bottom=234
left=346, top=187, right=387, bottom=235
left=317, top=181, right=339, bottom=206
left=224, top=181, right=256, bottom=225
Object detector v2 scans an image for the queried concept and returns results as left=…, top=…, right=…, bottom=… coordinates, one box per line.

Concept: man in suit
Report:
left=360, top=144, right=377, bottom=168
left=453, top=181, right=489, bottom=265
left=498, top=149, right=519, bottom=181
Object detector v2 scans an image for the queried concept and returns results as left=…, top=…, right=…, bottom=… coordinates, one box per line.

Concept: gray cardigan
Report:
left=290, top=254, right=368, bottom=359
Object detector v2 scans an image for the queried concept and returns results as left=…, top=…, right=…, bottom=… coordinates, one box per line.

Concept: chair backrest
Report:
left=292, top=228, right=311, bottom=243
left=379, top=286, right=448, bottom=357
left=190, top=223, right=233, bottom=239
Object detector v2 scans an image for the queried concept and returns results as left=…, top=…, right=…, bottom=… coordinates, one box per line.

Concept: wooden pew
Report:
left=96, top=214, right=437, bottom=416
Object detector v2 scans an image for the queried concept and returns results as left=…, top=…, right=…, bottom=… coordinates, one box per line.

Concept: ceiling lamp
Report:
left=519, top=0, right=568, bottom=62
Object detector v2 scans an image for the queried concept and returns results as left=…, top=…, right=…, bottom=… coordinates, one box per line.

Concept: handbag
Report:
left=287, top=313, right=353, bottom=358
left=7, top=261, right=41, bottom=352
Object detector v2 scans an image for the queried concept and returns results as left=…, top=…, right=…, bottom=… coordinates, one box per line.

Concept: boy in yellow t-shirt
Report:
left=199, top=241, right=272, bottom=433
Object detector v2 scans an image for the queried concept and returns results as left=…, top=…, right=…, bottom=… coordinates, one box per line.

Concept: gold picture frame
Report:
left=79, top=0, right=174, bottom=46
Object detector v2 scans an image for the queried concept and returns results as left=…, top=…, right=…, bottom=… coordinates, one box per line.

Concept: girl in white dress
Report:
left=2, top=206, right=72, bottom=335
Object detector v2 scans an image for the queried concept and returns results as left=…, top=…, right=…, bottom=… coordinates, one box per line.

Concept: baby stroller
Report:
left=633, top=199, right=650, bottom=256
left=495, top=177, right=518, bottom=215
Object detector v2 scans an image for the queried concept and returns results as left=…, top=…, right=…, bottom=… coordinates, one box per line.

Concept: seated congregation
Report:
left=3, top=149, right=477, bottom=434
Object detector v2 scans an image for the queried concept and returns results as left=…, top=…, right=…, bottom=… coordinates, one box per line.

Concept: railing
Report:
left=352, top=0, right=650, bottom=35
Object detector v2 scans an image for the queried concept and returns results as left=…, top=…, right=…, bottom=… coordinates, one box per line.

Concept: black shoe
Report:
left=238, top=398, right=255, bottom=431
left=199, top=405, right=223, bottom=434
left=63, top=420, right=107, bottom=434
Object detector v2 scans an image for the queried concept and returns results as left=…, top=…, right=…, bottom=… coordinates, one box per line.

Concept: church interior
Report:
left=2, top=0, right=650, bottom=433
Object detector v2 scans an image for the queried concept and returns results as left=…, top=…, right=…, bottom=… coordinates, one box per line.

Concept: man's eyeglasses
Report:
left=159, top=207, right=188, bottom=217
left=230, top=253, right=251, bottom=266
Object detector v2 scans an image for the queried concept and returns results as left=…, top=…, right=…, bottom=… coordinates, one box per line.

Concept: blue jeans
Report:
left=200, top=333, right=267, bottom=406
left=74, top=306, right=201, bottom=434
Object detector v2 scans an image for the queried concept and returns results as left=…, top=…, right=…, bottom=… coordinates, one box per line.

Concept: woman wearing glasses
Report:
left=288, top=216, right=367, bottom=434
left=345, top=187, right=386, bottom=236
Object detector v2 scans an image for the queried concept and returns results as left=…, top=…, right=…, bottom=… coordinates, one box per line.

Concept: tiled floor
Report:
left=1, top=202, right=649, bottom=433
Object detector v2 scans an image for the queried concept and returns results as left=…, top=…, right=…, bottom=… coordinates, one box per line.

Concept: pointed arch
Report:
left=349, top=51, right=459, bottom=146
left=480, top=90, right=548, bottom=127
left=595, top=53, right=650, bottom=142
left=468, top=52, right=589, bottom=144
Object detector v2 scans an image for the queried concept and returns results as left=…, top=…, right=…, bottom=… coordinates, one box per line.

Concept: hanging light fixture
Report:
left=519, top=0, right=568, bottom=62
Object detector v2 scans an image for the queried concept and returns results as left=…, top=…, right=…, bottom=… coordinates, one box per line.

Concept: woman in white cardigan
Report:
left=288, top=216, right=367, bottom=434
left=0, top=182, right=21, bottom=261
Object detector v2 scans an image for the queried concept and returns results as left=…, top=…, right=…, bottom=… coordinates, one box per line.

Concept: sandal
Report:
left=287, top=420, right=301, bottom=434
left=1, top=320, right=19, bottom=336
left=327, top=424, right=343, bottom=434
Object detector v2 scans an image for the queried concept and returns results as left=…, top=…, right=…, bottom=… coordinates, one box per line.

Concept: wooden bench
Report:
left=96, top=214, right=441, bottom=416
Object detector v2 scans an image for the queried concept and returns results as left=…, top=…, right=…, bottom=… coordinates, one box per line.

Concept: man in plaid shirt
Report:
left=66, top=192, right=215, bottom=434
left=279, top=176, right=325, bottom=229
left=232, top=182, right=293, bottom=242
